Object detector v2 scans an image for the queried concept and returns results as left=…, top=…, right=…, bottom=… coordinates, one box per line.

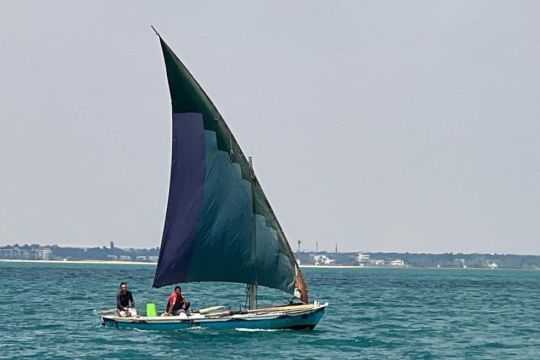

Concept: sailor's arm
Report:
left=166, top=296, right=175, bottom=315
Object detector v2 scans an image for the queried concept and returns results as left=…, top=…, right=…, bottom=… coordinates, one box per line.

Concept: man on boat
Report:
left=165, top=286, right=190, bottom=315
left=116, top=282, right=137, bottom=317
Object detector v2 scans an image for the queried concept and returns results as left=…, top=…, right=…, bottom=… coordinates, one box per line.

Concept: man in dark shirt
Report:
left=116, top=282, right=137, bottom=317
left=166, top=286, right=190, bottom=316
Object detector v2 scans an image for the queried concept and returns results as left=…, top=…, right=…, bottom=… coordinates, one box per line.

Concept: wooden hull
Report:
left=99, top=303, right=327, bottom=331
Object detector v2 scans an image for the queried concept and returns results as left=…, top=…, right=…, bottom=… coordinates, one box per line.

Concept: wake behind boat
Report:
left=99, top=28, right=327, bottom=330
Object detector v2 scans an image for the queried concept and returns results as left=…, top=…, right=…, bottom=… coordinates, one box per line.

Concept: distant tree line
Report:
left=49, top=245, right=160, bottom=260
left=2, top=244, right=540, bottom=268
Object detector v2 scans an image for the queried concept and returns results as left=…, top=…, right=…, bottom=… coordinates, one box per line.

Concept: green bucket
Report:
left=146, top=302, right=157, bottom=317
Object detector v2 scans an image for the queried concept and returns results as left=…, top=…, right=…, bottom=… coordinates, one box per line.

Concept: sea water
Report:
left=0, top=262, right=538, bottom=359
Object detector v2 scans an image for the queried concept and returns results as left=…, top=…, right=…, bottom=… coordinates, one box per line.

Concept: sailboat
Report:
left=99, top=29, right=328, bottom=330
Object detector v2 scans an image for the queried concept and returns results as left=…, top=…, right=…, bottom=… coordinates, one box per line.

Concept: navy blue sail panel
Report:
left=153, top=113, right=205, bottom=286
left=153, top=36, right=305, bottom=298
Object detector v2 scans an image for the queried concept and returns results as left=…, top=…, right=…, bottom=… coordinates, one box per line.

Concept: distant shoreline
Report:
left=0, top=259, right=362, bottom=268
left=0, top=259, right=157, bottom=266
left=1, top=259, right=537, bottom=270
left=0, top=259, right=402, bottom=268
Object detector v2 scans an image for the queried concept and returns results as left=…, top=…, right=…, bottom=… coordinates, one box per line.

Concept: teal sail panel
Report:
left=153, top=35, right=308, bottom=301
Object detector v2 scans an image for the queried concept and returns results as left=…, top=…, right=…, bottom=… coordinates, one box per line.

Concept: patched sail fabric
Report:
left=153, top=36, right=308, bottom=302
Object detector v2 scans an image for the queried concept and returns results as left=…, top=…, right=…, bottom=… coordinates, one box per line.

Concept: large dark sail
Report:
left=152, top=35, right=308, bottom=302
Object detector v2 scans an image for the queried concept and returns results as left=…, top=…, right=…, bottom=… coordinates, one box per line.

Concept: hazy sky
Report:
left=1, top=1, right=539, bottom=254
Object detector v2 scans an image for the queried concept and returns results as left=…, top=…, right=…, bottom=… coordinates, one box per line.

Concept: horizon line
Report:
left=1, top=243, right=540, bottom=257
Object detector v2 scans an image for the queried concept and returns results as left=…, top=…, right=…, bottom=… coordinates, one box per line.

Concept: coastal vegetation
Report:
left=1, top=244, right=539, bottom=269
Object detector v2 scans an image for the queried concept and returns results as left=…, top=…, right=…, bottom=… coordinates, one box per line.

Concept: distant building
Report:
left=486, top=261, right=498, bottom=269
left=0, top=247, right=22, bottom=259
left=455, top=259, right=467, bottom=269
left=372, top=259, right=385, bottom=266
left=35, top=247, right=52, bottom=260
left=357, top=252, right=371, bottom=267
left=0, top=246, right=51, bottom=260
left=313, top=255, right=335, bottom=265
left=390, top=259, right=406, bottom=267
left=110, top=241, right=115, bottom=250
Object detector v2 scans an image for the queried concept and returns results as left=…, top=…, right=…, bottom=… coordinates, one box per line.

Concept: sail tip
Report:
left=150, top=25, right=160, bottom=37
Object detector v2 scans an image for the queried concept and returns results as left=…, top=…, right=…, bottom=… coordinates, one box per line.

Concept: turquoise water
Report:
left=0, top=262, right=538, bottom=359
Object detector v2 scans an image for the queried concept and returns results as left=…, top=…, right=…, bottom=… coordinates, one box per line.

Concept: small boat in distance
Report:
left=99, top=29, right=327, bottom=330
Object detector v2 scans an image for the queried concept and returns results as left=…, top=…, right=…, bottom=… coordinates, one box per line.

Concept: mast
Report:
left=248, top=156, right=257, bottom=310
left=248, top=284, right=258, bottom=310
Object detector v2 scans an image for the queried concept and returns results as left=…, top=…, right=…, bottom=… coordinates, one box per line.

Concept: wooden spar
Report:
left=247, top=304, right=315, bottom=314
left=150, top=25, right=160, bottom=37
left=198, top=306, right=225, bottom=314
left=205, top=304, right=318, bottom=318
left=295, top=266, right=309, bottom=303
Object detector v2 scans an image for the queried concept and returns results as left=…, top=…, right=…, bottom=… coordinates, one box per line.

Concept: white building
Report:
left=0, top=247, right=21, bottom=258
left=0, top=246, right=52, bottom=260
left=35, top=248, right=52, bottom=260
left=357, top=252, right=371, bottom=266
left=390, top=259, right=406, bottom=267
left=313, top=255, right=335, bottom=265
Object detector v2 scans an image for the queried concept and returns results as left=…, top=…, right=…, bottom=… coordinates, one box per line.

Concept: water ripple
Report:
left=0, top=263, right=539, bottom=359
